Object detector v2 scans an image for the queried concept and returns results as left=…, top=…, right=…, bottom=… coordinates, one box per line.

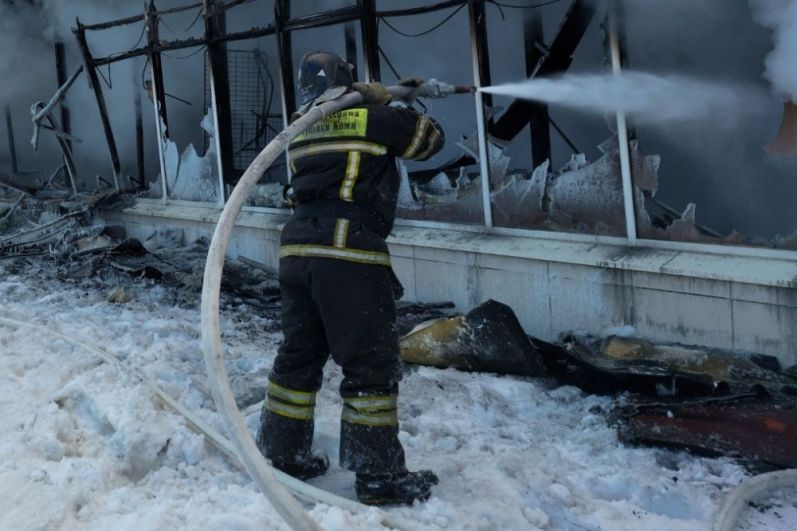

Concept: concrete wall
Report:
left=100, top=199, right=797, bottom=368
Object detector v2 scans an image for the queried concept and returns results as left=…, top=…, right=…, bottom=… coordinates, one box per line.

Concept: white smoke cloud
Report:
left=0, top=0, right=208, bottom=184
left=0, top=2, right=54, bottom=104
left=750, top=0, right=797, bottom=100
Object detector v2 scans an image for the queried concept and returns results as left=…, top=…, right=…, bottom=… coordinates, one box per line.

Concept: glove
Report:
left=397, top=76, right=425, bottom=104
left=351, top=82, right=392, bottom=105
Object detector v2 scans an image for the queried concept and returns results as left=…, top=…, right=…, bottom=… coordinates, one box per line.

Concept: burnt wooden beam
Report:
left=33, top=104, right=79, bottom=194
left=87, top=2, right=475, bottom=69
left=31, top=65, right=83, bottom=144
left=54, top=42, right=72, bottom=153
left=92, top=27, right=275, bottom=67
left=492, top=0, right=598, bottom=142
left=275, top=0, right=296, bottom=117
left=211, top=0, right=253, bottom=16
left=378, top=0, right=463, bottom=18
left=4, top=106, right=17, bottom=175
left=135, top=82, right=145, bottom=189
left=83, top=2, right=203, bottom=31
left=285, top=5, right=360, bottom=31
left=146, top=1, right=169, bottom=130
left=204, top=0, right=235, bottom=183
left=145, top=2, right=170, bottom=201
left=73, top=20, right=122, bottom=190
left=345, top=23, right=358, bottom=82
left=359, top=0, right=380, bottom=82
left=524, top=11, right=551, bottom=167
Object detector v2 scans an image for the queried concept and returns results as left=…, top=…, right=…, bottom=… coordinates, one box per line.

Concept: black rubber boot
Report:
left=270, top=453, right=329, bottom=481
left=256, top=404, right=329, bottom=481
left=355, top=470, right=439, bottom=505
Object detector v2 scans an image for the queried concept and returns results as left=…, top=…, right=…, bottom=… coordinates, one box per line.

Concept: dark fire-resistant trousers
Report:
left=258, top=256, right=407, bottom=475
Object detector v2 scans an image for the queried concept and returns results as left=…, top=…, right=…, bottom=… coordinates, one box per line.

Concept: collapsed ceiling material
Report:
left=398, top=304, right=797, bottom=399
left=397, top=300, right=797, bottom=469
left=555, top=334, right=797, bottom=398
left=400, top=299, right=548, bottom=377
left=615, top=394, right=797, bottom=469
left=0, top=189, right=119, bottom=258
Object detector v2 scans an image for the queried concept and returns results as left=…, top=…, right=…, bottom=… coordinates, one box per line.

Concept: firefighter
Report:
left=255, top=51, right=444, bottom=505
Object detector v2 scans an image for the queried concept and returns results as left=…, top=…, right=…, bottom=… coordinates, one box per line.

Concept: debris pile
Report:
left=397, top=135, right=658, bottom=235
left=400, top=299, right=547, bottom=376
left=0, top=188, right=120, bottom=258
left=615, top=395, right=797, bottom=469
left=553, top=334, right=797, bottom=397
left=398, top=300, right=797, bottom=470
left=398, top=135, right=797, bottom=250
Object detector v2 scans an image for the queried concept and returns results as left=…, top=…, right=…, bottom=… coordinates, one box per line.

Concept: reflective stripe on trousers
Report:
left=265, top=381, right=317, bottom=421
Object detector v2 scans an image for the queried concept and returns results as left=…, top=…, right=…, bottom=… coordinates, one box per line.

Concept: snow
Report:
left=0, top=258, right=795, bottom=531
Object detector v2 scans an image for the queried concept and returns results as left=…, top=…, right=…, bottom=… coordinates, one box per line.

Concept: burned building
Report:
left=1, top=0, right=797, bottom=368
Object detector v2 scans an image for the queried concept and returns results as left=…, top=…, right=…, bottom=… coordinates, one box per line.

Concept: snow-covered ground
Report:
left=0, top=258, right=794, bottom=531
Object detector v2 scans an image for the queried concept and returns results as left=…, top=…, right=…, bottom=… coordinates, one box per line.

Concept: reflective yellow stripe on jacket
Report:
left=280, top=244, right=391, bottom=267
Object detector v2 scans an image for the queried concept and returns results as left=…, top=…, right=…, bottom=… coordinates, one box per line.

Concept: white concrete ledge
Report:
left=99, top=198, right=797, bottom=365
left=112, top=199, right=797, bottom=289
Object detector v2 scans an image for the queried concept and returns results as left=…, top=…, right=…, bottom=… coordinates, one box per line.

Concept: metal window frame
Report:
left=244, top=1, right=797, bottom=261
left=75, top=0, right=797, bottom=262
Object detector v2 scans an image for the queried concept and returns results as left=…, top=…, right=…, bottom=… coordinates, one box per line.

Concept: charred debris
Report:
left=401, top=302, right=797, bottom=470
left=5, top=223, right=797, bottom=471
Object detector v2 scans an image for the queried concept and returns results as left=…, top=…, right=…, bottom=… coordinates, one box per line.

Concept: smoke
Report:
left=0, top=2, right=54, bottom=104
left=750, top=0, right=797, bottom=100
left=480, top=72, right=769, bottom=126
left=0, top=0, right=213, bottom=186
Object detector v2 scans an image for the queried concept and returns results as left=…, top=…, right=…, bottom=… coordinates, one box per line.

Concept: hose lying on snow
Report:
left=8, top=315, right=797, bottom=531
left=712, top=468, right=797, bottom=531
left=0, top=316, right=435, bottom=531
left=201, top=82, right=465, bottom=530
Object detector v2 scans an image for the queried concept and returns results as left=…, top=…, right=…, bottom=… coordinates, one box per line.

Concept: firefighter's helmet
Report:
left=298, top=51, right=354, bottom=108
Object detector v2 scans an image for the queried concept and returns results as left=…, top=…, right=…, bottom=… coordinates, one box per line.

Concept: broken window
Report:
left=7, top=0, right=797, bottom=257
left=622, top=0, right=797, bottom=249
left=146, top=47, right=222, bottom=203
left=480, top=1, right=634, bottom=236
left=206, top=39, right=288, bottom=208
left=205, top=0, right=287, bottom=207
left=376, top=1, right=485, bottom=225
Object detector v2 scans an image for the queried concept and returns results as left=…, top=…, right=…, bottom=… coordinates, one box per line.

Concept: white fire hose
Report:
left=712, top=468, right=797, bottom=531
left=0, top=315, right=431, bottom=531
left=200, top=81, right=467, bottom=531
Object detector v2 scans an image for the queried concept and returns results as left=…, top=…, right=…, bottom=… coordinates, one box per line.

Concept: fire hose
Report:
left=200, top=81, right=471, bottom=531
left=0, top=315, right=432, bottom=531
left=712, top=468, right=797, bottom=531
left=3, top=309, right=795, bottom=531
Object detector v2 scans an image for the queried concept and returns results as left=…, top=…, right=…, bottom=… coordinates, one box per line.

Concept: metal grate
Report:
left=205, top=49, right=285, bottom=181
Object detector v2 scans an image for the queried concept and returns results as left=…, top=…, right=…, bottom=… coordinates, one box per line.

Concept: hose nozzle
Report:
left=386, top=79, right=476, bottom=100
left=418, top=78, right=476, bottom=98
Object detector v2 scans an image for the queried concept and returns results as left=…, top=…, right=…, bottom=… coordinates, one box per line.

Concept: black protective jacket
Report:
left=280, top=103, right=444, bottom=267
